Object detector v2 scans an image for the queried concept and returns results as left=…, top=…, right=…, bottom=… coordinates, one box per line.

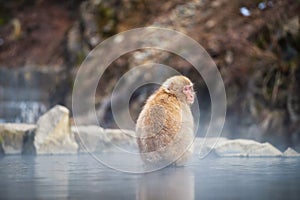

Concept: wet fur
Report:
left=136, top=76, right=194, bottom=167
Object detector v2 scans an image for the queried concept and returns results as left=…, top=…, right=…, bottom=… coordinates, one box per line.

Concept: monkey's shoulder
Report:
left=151, top=89, right=180, bottom=106
left=148, top=96, right=181, bottom=116
left=138, top=97, right=181, bottom=130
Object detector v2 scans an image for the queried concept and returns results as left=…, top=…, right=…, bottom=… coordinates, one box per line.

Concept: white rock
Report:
left=194, top=137, right=228, bottom=149
left=283, top=147, right=300, bottom=157
left=34, top=105, right=78, bottom=154
left=104, top=129, right=137, bottom=146
left=194, top=137, right=228, bottom=158
left=213, top=139, right=282, bottom=157
left=0, top=123, right=35, bottom=154
left=72, top=126, right=137, bottom=153
left=72, top=125, right=105, bottom=153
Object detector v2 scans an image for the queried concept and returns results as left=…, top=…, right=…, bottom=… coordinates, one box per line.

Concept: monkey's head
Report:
left=162, top=75, right=195, bottom=105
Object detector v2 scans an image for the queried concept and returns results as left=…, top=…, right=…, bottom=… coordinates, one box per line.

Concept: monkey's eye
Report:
left=183, top=86, right=192, bottom=92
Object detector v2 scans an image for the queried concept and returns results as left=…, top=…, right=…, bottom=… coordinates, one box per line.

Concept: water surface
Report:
left=0, top=154, right=299, bottom=199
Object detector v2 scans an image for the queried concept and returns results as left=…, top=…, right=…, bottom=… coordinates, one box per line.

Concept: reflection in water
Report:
left=137, top=167, right=194, bottom=200
left=1, top=155, right=300, bottom=199
left=34, top=156, right=70, bottom=198
left=0, top=156, right=36, bottom=199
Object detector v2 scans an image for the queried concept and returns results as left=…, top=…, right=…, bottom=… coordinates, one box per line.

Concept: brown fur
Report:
left=136, top=76, right=195, bottom=167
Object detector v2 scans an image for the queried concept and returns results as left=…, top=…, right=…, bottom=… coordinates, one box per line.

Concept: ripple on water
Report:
left=0, top=154, right=300, bottom=199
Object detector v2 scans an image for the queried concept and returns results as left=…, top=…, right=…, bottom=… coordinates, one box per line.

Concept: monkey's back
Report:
left=136, top=88, right=190, bottom=165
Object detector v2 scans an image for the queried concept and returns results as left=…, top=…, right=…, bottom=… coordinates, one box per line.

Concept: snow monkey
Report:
left=136, top=75, right=195, bottom=168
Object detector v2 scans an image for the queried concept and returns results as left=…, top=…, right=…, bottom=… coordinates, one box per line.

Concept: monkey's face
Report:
left=163, top=75, right=195, bottom=105
left=183, top=84, right=195, bottom=105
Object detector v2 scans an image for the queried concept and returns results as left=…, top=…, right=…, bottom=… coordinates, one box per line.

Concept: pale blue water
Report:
left=0, top=154, right=300, bottom=199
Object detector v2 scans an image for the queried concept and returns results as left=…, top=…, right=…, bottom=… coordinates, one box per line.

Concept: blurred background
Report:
left=0, top=0, right=299, bottom=151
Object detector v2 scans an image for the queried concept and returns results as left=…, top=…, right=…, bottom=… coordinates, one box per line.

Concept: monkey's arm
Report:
left=140, top=103, right=182, bottom=152
left=147, top=105, right=166, bottom=133
left=137, top=104, right=170, bottom=151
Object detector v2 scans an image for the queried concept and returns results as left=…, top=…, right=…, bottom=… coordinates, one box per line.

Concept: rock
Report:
left=104, top=129, right=137, bottom=151
left=72, top=126, right=137, bottom=153
left=72, top=125, right=105, bottom=153
left=283, top=147, right=300, bottom=157
left=34, top=105, right=78, bottom=154
left=0, top=123, right=35, bottom=155
left=194, top=137, right=229, bottom=148
left=194, top=137, right=228, bottom=158
left=213, top=139, right=282, bottom=157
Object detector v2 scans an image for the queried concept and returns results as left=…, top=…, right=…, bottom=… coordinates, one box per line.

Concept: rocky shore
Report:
left=0, top=105, right=299, bottom=158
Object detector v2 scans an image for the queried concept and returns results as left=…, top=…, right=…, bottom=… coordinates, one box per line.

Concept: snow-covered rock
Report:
left=283, top=147, right=300, bottom=157
left=34, top=105, right=78, bottom=154
left=213, top=139, right=282, bottom=157
left=0, top=123, right=35, bottom=154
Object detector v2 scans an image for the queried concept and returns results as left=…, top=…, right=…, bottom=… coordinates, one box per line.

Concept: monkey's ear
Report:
left=162, top=80, right=173, bottom=92
left=168, top=82, right=174, bottom=89
left=166, top=82, right=174, bottom=92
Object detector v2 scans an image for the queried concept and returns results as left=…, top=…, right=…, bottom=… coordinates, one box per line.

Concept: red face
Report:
left=183, top=84, right=195, bottom=104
